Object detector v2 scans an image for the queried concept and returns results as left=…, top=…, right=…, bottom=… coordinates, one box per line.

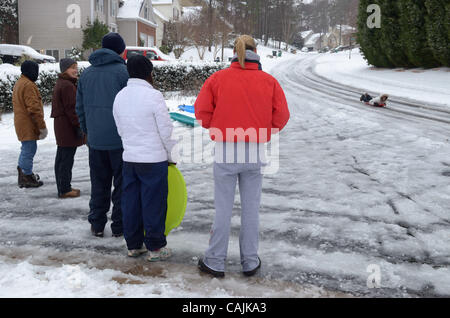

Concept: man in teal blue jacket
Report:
left=76, top=33, right=129, bottom=238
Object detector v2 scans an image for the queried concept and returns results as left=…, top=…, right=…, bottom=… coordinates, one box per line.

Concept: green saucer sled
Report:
left=165, top=165, right=187, bottom=236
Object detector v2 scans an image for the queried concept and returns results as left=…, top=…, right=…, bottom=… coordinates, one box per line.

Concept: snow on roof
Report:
left=336, top=25, right=356, bottom=32
left=118, top=0, right=157, bottom=27
left=301, top=30, right=313, bottom=39
left=182, top=6, right=202, bottom=19
left=305, top=33, right=321, bottom=47
left=117, top=0, right=144, bottom=19
left=153, top=7, right=169, bottom=22
left=152, top=0, right=173, bottom=4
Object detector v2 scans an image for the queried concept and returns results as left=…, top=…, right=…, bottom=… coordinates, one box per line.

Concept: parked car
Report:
left=330, top=45, right=352, bottom=53
left=0, top=44, right=56, bottom=64
left=122, top=46, right=172, bottom=62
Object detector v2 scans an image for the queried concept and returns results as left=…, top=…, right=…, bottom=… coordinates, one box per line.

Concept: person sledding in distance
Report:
left=113, top=55, right=177, bottom=261
left=195, top=35, right=290, bottom=278
left=360, top=93, right=389, bottom=107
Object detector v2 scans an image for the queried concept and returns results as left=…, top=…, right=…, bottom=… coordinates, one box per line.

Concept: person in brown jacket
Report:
left=51, top=58, right=85, bottom=198
left=13, top=60, right=48, bottom=188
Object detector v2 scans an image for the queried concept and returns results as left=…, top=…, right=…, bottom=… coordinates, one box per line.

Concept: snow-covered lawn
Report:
left=314, top=51, right=450, bottom=108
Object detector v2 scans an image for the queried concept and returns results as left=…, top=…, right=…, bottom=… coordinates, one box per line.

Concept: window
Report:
left=140, top=33, right=148, bottom=46
left=64, top=49, right=72, bottom=58
left=126, top=50, right=145, bottom=59
left=144, top=5, right=149, bottom=20
left=110, top=0, right=117, bottom=17
left=173, top=8, right=179, bottom=20
left=146, top=50, right=158, bottom=60
left=46, top=49, right=60, bottom=62
left=95, top=0, right=104, bottom=13
left=148, top=36, right=154, bottom=47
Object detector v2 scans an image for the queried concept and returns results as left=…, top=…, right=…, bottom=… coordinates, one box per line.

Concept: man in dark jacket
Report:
left=76, top=33, right=129, bottom=238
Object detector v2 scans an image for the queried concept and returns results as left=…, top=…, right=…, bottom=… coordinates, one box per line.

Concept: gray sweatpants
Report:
left=203, top=162, right=263, bottom=272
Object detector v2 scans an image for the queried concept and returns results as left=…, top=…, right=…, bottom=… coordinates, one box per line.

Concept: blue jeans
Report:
left=18, top=141, right=37, bottom=175
left=122, top=161, right=168, bottom=251
left=88, top=148, right=124, bottom=235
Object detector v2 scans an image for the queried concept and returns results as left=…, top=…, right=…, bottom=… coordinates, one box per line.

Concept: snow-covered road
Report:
left=0, top=55, right=449, bottom=297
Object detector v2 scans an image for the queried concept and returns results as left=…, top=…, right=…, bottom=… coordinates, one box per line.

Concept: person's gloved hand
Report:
left=38, top=128, right=48, bottom=140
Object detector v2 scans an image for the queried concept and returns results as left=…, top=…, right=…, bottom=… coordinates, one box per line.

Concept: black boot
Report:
left=198, top=259, right=225, bottom=278
left=243, top=257, right=262, bottom=277
left=21, top=173, right=44, bottom=188
left=17, top=166, right=25, bottom=188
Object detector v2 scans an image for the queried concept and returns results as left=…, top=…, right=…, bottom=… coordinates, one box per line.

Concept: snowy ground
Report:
left=314, top=51, right=450, bottom=108
left=1, top=51, right=450, bottom=298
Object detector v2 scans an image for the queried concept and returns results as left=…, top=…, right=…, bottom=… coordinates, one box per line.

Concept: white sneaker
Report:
left=127, top=247, right=148, bottom=258
left=147, top=247, right=172, bottom=262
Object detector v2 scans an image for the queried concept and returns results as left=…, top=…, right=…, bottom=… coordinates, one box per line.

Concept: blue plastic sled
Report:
left=178, top=105, right=195, bottom=113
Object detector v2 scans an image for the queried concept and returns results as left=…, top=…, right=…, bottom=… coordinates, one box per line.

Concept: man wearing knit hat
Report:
left=76, top=32, right=129, bottom=238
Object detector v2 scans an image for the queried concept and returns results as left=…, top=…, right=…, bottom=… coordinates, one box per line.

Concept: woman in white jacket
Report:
left=113, top=55, right=176, bottom=262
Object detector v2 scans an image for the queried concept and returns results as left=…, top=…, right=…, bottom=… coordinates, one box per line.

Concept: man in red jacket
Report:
left=195, top=35, right=290, bottom=278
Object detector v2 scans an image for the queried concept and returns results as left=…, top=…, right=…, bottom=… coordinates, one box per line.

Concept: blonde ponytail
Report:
left=234, top=35, right=257, bottom=69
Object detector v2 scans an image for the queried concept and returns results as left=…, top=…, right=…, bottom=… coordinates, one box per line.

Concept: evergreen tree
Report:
left=398, top=0, right=438, bottom=68
left=447, top=3, right=450, bottom=44
left=447, top=3, right=450, bottom=45
left=378, top=0, right=410, bottom=67
left=425, top=0, right=450, bottom=66
left=357, top=0, right=392, bottom=67
left=82, top=18, right=110, bottom=51
left=0, top=0, right=18, bottom=43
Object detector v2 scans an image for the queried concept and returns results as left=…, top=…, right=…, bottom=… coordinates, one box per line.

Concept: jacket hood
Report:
left=58, top=72, right=78, bottom=85
left=89, top=48, right=125, bottom=67
left=21, top=60, right=39, bottom=82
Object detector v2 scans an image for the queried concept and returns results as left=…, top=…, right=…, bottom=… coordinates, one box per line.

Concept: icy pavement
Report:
left=0, top=55, right=450, bottom=297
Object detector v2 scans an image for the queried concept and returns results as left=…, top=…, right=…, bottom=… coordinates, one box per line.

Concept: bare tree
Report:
left=164, top=19, right=190, bottom=59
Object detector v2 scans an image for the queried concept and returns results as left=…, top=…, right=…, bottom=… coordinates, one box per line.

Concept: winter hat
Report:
left=21, top=60, right=39, bottom=82
left=60, top=58, right=77, bottom=74
left=127, top=55, right=153, bottom=80
left=102, top=32, right=126, bottom=55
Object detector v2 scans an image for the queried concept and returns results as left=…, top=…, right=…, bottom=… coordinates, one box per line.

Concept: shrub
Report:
left=0, top=74, right=19, bottom=112
left=0, top=62, right=227, bottom=113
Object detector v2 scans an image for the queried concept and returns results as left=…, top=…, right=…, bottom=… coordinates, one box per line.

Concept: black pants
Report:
left=88, top=148, right=123, bottom=235
left=55, top=146, right=77, bottom=196
left=360, top=93, right=373, bottom=103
